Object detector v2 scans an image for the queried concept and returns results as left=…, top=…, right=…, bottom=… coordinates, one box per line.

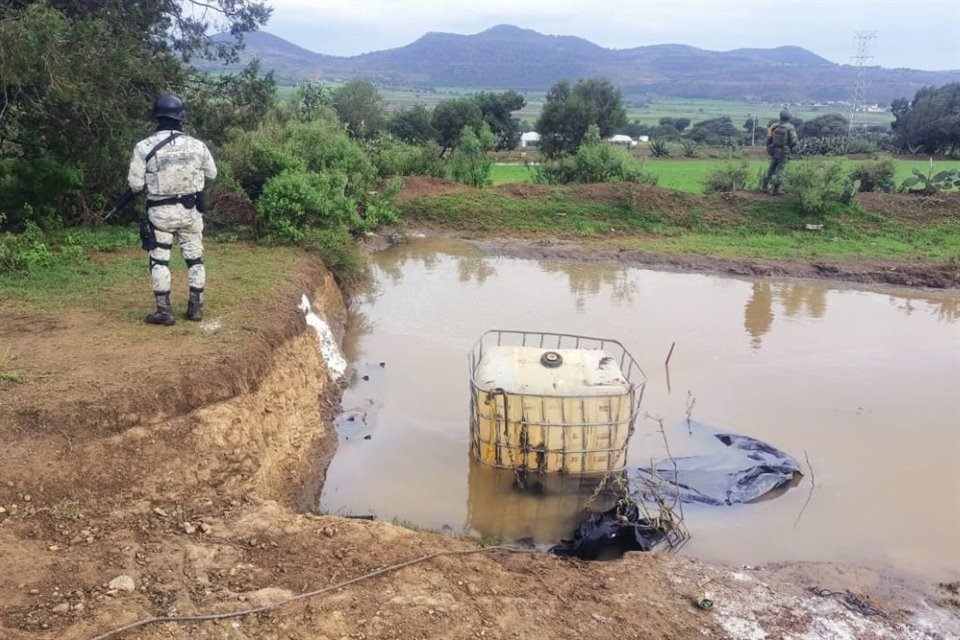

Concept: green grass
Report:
left=488, top=157, right=960, bottom=194
left=401, top=189, right=960, bottom=263
left=0, top=226, right=302, bottom=326
left=490, top=164, right=538, bottom=185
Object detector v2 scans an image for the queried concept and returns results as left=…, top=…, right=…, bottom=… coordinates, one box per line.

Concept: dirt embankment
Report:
left=0, top=254, right=957, bottom=640
left=399, top=177, right=960, bottom=289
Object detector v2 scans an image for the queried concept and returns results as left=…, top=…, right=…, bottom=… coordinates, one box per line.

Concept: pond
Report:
left=320, top=239, right=960, bottom=581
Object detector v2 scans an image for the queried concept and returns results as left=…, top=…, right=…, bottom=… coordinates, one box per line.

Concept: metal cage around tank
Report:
left=468, top=330, right=646, bottom=475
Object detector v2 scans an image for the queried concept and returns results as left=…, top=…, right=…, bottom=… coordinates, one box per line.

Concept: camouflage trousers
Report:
left=763, top=152, right=789, bottom=194
left=147, top=204, right=204, bottom=295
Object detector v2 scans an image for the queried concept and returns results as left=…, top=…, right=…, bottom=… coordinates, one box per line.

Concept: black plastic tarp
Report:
left=550, top=426, right=802, bottom=559
left=549, top=502, right=667, bottom=560
left=630, top=427, right=802, bottom=506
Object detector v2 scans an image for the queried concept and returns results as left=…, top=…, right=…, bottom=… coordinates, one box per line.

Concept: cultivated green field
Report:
left=491, top=157, right=960, bottom=193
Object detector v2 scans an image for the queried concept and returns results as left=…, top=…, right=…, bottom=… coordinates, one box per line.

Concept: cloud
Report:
left=265, top=0, right=960, bottom=70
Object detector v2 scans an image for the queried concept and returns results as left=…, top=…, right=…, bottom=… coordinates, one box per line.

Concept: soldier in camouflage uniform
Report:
left=762, top=110, right=799, bottom=195
left=127, top=94, right=217, bottom=325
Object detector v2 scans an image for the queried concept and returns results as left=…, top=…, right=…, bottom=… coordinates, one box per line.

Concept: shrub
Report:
left=0, top=221, right=53, bottom=273
left=702, top=162, right=750, bottom=194
left=783, top=161, right=859, bottom=214
left=366, top=136, right=444, bottom=179
left=448, top=125, right=494, bottom=188
left=649, top=139, right=671, bottom=157
left=849, top=158, right=896, bottom=193
left=535, top=131, right=658, bottom=185
left=680, top=140, right=700, bottom=158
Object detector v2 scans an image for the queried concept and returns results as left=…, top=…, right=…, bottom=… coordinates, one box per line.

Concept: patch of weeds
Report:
left=390, top=517, right=438, bottom=533
left=0, top=350, right=24, bottom=386
left=49, top=499, right=84, bottom=522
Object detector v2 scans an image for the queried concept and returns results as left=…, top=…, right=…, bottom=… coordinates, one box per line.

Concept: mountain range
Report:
left=207, top=25, right=959, bottom=103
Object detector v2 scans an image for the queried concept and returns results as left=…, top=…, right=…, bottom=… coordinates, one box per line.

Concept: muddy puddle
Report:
left=320, top=239, right=960, bottom=580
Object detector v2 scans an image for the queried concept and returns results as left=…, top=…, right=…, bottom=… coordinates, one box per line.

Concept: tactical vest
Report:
left=771, top=124, right=789, bottom=148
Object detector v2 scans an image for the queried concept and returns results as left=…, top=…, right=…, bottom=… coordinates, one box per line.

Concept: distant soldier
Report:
left=762, top=110, right=799, bottom=195
left=127, top=94, right=217, bottom=325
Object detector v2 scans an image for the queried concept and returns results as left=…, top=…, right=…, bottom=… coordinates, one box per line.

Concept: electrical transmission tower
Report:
left=849, top=31, right=877, bottom=135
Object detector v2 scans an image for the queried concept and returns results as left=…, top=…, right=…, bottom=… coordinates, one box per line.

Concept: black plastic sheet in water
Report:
left=549, top=502, right=667, bottom=560
left=550, top=427, right=802, bottom=559
left=630, top=428, right=803, bottom=507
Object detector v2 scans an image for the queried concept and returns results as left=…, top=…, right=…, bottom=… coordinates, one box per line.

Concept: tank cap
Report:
left=540, top=351, right=563, bottom=368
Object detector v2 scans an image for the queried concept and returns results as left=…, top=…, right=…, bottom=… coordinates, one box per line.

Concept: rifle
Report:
left=102, top=187, right=136, bottom=222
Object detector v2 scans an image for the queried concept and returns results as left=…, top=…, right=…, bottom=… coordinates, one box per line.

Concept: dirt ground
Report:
left=1, top=250, right=958, bottom=639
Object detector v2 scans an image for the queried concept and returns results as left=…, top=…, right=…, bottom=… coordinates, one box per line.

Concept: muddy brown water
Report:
left=320, top=239, right=960, bottom=581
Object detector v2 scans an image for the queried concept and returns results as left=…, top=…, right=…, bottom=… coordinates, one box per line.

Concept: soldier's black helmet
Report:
left=153, top=94, right=186, bottom=122
left=779, top=110, right=792, bottom=122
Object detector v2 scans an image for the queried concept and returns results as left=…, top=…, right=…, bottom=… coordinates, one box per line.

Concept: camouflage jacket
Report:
left=128, top=130, right=217, bottom=198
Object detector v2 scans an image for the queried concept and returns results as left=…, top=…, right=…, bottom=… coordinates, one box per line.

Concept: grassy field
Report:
left=490, top=157, right=960, bottom=193
left=0, top=227, right=301, bottom=325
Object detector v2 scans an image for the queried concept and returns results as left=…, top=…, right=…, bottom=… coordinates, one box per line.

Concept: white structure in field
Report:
left=607, top=134, right=637, bottom=147
left=520, top=132, right=541, bottom=148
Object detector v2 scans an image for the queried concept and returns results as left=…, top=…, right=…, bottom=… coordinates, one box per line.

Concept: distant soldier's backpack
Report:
left=771, top=124, right=789, bottom=148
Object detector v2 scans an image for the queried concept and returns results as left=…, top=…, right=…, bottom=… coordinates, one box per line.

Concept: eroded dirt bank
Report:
left=0, top=255, right=957, bottom=640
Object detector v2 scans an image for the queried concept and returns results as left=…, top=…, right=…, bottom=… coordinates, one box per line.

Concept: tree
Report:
left=0, top=1, right=271, bottom=226
left=475, top=90, right=526, bottom=150
left=797, top=114, right=849, bottom=138
left=659, top=117, right=690, bottom=132
left=387, top=104, right=437, bottom=144
left=431, top=98, right=483, bottom=155
left=686, top=116, right=740, bottom=145
left=891, top=83, right=960, bottom=154
left=536, top=78, right=627, bottom=158
left=332, top=80, right=385, bottom=139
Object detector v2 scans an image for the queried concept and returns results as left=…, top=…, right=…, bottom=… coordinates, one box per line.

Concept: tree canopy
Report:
left=536, top=78, right=627, bottom=158
left=892, top=83, right=960, bottom=154
left=475, top=90, right=526, bottom=151
left=797, top=113, right=849, bottom=138
left=431, top=98, right=483, bottom=155
left=0, top=0, right=271, bottom=226
left=332, top=80, right=386, bottom=139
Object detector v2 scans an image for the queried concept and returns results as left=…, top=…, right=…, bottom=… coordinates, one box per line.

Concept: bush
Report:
left=535, top=134, right=658, bottom=185
left=680, top=140, right=699, bottom=158
left=367, top=136, right=444, bottom=179
left=702, top=162, right=750, bottom=194
left=448, top=125, right=494, bottom=188
left=849, top=158, right=896, bottom=193
left=783, top=161, right=859, bottom=214
left=0, top=221, right=54, bottom=273
left=649, top=139, right=671, bottom=157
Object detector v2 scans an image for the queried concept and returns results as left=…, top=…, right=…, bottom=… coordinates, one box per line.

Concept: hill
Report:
left=208, top=26, right=959, bottom=102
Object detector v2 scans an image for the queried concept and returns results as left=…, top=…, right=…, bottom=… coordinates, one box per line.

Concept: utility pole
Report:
left=849, top=31, right=877, bottom=136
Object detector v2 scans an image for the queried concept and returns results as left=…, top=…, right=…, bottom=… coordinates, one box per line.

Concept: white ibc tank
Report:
left=469, top=331, right=644, bottom=474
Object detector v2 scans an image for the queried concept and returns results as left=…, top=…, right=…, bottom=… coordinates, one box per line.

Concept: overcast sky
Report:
left=263, top=0, right=960, bottom=71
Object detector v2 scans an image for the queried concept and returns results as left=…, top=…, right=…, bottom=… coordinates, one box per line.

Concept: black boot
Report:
left=145, top=292, right=176, bottom=326
left=186, top=288, right=203, bottom=322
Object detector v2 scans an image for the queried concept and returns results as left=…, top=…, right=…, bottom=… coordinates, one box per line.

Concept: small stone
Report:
left=153, top=507, right=169, bottom=518
left=73, top=602, right=85, bottom=611
left=29, top=588, right=39, bottom=595
left=321, top=527, right=335, bottom=538
left=41, top=622, right=49, bottom=629
left=363, top=435, right=372, bottom=440
left=0, top=507, right=6, bottom=515
left=181, top=522, right=196, bottom=535
left=85, top=536, right=95, bottom=544
left=48, top=545, right=60, bottom=552
left=108, top=575, right=136, bottom=592
left=198, top=522, right=212, bottom=535
left=22, top=495, right=31, bottom=502
left=379, top=362, right=386, bottom=368
left=52, top=603, right=70, bottom=614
